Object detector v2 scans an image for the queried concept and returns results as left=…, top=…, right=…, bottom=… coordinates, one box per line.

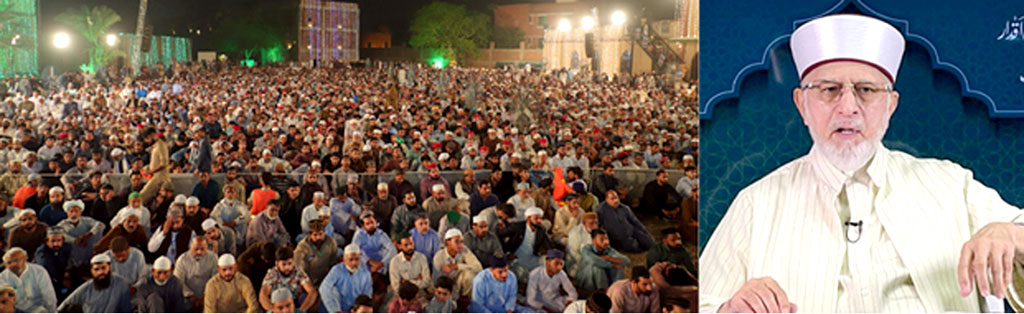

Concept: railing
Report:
left=630, top=20, right=685, bottom=73
left=10, top=168, right=685, bottom=205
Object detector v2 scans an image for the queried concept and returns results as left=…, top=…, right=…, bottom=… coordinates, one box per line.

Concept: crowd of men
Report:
left=0, top=60, right=697, bottom=313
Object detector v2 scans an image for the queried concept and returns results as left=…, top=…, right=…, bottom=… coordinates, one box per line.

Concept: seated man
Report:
left=209, top=184, right=249, bottom=247
left=497, top=207, right=550, bottom=284
left=563, top=292, right=612, bottom=313
left=526, top=249, right=577, bottom=312
left=607, top=267, right=660, bottom=313
left=464, top=215, right=503, bottom=269
left=389, top=231, right=431, bottom=300
left=55, top=199, right=104, bottom=270
left=34, top=228, right=71, bottom=301
left=93, top=210, right=147, bottom=254
left=246, top=202, right=290, bottom=248
left=319, top=244, right=373, bottom=313
left=132, top=256, right=189, bottom=312
left=0, top=247, right=56, bottom=312
left=409, top=213, right=440, bottom=268
left=110, top=192, right=152, bottom=235
left=269, top=287, right=296, bottom=313
left=469, top=257, right=532, bottom=313
left=566, top=212, right=598, bottom=278
left=8, top=210, right=47, bottom=261
left=646, top=227, right=697, bottom=277
left=259, top=247, right=318, bottom=312
left=201, top=218, right=237, bottom=256
left=423, top=184, right=459, bottom=230
left=640, top=169, right=681, bottom=218
left=203, top=254, right=260, bottom=313
left=57, top=254, right=132, bottom=312
left=576, top=228, right=629, bottom=291
left=425, top=276, right=456, bottom=313
left=293, top=219, right=338, bottom=286
left=104, top=236, right=147, bottom=287
left=147, top=207, right=195, bottom=263
left=174, top=236, right=217, bottom=311
left=388, top=281, right=424, bottom=313
left=432, top=229, right=482, bottom=300
left=595, top=190, right=653, bottom=253
left=391, top=190, right=424, bottom=239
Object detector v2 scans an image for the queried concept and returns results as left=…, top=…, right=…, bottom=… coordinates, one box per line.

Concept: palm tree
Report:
left=55, top=5, right=123, bottom=73
left=0, top=3, right=34, bottom=78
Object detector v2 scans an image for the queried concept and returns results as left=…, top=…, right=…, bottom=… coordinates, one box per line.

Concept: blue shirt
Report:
left=329, top=198, right=360, bottom=233
left=318, top=264, right=372, bottom=312
left=469, top=192, right=499, bottom=217
left=38, top=203, right=67, bottom=226
left=469, top=269, right=518, bottom=313
left=352, top=228, right=397, bottom=271
left=191, top=180, right=220, bottom=210
left=410, top=228, right=440, bottom=267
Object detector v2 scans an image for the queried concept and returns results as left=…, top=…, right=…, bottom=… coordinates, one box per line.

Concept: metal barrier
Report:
left=8, top=168, right=684, bottom=202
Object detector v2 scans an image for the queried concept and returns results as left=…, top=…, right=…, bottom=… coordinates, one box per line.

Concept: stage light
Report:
left=557, top=19, right=571, bottom=31
left=581, top=16, right=594, bottom=31
left=106, top=34, right=117, bottom=47
left=611, top=11, right=626, bottom=26
left=54, top=32, right=70, bottom=49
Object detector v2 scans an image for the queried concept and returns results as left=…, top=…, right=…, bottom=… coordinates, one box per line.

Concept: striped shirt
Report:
left=701, top=144, right=1024, bottom=312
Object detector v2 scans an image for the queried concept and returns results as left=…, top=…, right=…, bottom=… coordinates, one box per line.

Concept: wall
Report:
left=494, top=2, right=592, bottom=49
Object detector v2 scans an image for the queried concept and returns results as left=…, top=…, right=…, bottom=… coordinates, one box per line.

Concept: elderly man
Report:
left=364, top=182, right=399, bottom=234
left=465, top=214, right=503, bottom=269
left=204, top=254, right=260, bottom=313
left=94, top=211, right=147, bottom=253
left=147, top=207, right=195, bottom=262
left=389, top=231, right=431, bottom=299
left=433, top=229, right=482, bottom=299
left=55, top=199, right=104, bottom=268
left=701, top=14, right=1024, bottom=313
left=259, top=247, right=318, bottom=312
left=133, top=256, right=189, bottom=312
left=0, top=247, right=56, bottom=312
left=202, top=218, right=238, bottom=255
left=104, top=236, right=147, bottom=287
left=300, top=192, right=330, bottom=236
left=174, top=236, right=217, bottom=311
left=424, top=183, right=460, bottom=229
left=526, top=249, right=577, bottom=312
left=210, top=184, right=248, bottom=247
left=320, top=244, right=373, bottom=313
left=469, top=257, right=532, bottom=313
left=57, top=254, right=132, bottom=312
left=247, top=202, right=290, bottom=248
left=110, top=192, right=152, bottom=234
left=498, top=206, right=550, bottom=283
left=293, top=219, right=337, bottom=286
left=576, top=228, right=629, bottom=291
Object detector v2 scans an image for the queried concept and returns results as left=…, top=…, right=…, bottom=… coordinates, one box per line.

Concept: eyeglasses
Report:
left=800, top=81, right=893, bottom=105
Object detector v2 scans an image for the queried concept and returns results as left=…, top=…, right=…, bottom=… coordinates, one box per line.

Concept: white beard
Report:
left=804, top=100, right=890, bottom=173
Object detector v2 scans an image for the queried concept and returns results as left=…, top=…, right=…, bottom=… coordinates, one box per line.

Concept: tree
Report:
left=54, top=5, right=123, bottom=73
left=409, top=1, right=490, bottom=64
left=0, top=3, right=35, bottom=78
left=212, top=1, right=295, bottom=64
left=492, top=26, right=525, bottom=49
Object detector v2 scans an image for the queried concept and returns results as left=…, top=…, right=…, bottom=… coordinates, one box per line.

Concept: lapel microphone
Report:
left=845, top=220, right=863, bottom=243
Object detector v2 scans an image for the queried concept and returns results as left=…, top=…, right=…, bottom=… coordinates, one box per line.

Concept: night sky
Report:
left=36, top=0, right=676, bottom=70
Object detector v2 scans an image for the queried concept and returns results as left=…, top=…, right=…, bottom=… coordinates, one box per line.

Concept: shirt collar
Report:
left=807, top=143, right=888, bottom=193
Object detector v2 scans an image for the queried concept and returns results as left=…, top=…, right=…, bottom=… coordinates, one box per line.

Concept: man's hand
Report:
left=368, top=260, right=383, bottom=273
left=957, top=222, right=1024, bottom=299
left=443, top=263, right=458, bottom=274
left=719, top=277, right=796, bottom=313
left=75, top=233, right=90, bottom=246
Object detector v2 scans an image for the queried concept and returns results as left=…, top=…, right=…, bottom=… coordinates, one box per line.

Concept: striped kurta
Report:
left=701, top=144, right=1024, bottom=312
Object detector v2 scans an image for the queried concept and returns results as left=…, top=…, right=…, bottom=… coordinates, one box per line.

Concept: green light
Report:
left=78, top=63, right=94, bottom=73
left=0, top=0, right=39, bottom=79
left=241, top=59, right=255, bottom=67
left=431, top=57, right=446, bottom=69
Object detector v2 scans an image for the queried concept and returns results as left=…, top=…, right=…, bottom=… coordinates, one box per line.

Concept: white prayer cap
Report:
left=218, top=254, right=236, bottom=266
left=311, top=161, right=321, bottom=168
left=790, top=14, right=905, bottom=82
left=537, top=150, right=547, bottom=156
left=111, top=148, right=124, bottom=156
left=174, top=194, right=188, bottom=204
left=201, top=218, right=218, bottom=231
left=432, top=184, right=446, bottom=192
left=525, top=207, right=543, bottom=217
left=18, top=209, right=35, bottom=218
left=263, top=149, right=272, bottom=156
left=472, top=215, right=487, bottom=224
left=90, top=254, right=112, bottom=264
left=376, top=183, right=388, bottom=191
left=444, top=228, right=463, bottom=240
left=191, top=124, right=203, bottom=132
left=343, top=243, right=361, bottom=255
left=516, top=182, right=530, bottom=191
left=313, top=191, right=325, bottom=199
left=63, top=199, right=85, bottom=212
left=271, top=288, right=293, bottom=303
left=438, top=153, right=450, bottom=161
left=153, top=256, right=172, bottom=270
left=185, top=196, right=200, bottom=206
left=511, top=153, right=522, bottom=159
left=362, top=144, right=371, bottom=152
left=49, top=186, right=64, bottom=195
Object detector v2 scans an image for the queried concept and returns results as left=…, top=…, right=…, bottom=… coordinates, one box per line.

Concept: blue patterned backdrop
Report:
left=700, top=0, right=1024, bottom=252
